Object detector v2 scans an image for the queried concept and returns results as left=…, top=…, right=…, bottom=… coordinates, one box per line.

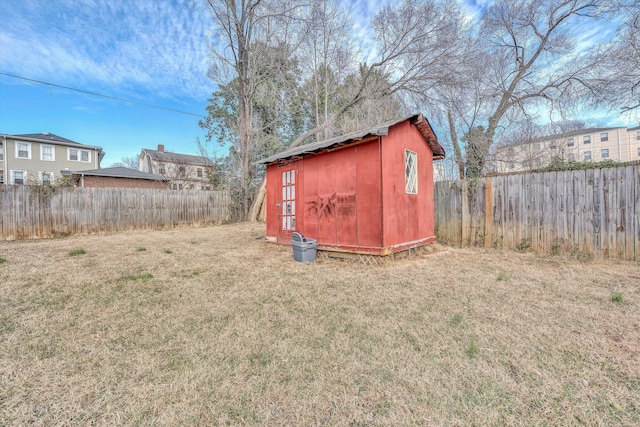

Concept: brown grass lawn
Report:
left=1, top=222, right=639, bottom=426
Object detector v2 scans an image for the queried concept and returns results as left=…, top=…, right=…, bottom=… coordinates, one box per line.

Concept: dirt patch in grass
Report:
left=1, top=223, right=639, bottom=425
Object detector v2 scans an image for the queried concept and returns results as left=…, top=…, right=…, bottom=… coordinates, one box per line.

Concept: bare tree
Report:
left=584, top=1, right=640, bottom=113
left=246, top=0, right=468, bottom=219
left=204, top=0, right=305, bottom=216
left=110, top=155, right=140, bottom=170
left=445, top=0, right=615, bottom=178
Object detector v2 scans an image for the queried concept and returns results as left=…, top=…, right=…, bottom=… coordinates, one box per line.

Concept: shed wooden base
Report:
left=316, top=242, right=443, bottom=265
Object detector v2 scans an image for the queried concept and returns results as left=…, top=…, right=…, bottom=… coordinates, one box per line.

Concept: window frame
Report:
left=11, top=170, right=27, bottom=185
left=197, top=168, right=203, bottom=178
left=67, top=148, right=91, bottom=162
left=40, top=144, right=55, bottom=161
left=600, top=132, right=608, bottom=142
left=601, top=148, right=609, bottom=158
left=568, top=153, right=575, bottom=161
left=16, top=142, right=32, bottom=159
left=404, top=149, right=418, bottom=195
left=583, top=135, right=591, bottom=144
left=566, top=138, right=574, bottom=147
left=39, top=171, right=55, bottom=185
left=0, top=144, right=4, bottom=161
left=584, top=151, right=592, bottom=161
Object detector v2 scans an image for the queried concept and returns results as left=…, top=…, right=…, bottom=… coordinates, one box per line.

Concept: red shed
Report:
left=257, top=113, right=445, bottom=256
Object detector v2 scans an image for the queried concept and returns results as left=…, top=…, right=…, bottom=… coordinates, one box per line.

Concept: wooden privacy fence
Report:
left=0, top=186, right=230, bottom=240
left=434, top=165, right=640, bottom=261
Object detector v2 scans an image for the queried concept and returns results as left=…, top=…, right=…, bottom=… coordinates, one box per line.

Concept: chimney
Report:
left=158, top=144, right=164, bottom=152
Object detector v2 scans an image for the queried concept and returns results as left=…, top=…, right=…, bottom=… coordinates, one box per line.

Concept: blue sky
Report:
left=0, top=0, right=634, bottom=167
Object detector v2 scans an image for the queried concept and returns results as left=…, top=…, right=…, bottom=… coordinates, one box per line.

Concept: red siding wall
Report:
left=381, top=120, right=435, bottom=249
left=265, top=165, right=280, bottom=240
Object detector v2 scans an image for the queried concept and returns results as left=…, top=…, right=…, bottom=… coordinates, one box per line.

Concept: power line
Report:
left=0, top=72, right=207, bottom=118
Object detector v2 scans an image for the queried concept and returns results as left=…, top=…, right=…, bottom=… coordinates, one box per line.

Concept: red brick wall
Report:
left=81, top=176, right=168, bottom=189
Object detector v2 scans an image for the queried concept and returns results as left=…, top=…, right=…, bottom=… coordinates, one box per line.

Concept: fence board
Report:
left=1, top=186, right=230, bottom=240
left=434, top=165, right=639, bottom=261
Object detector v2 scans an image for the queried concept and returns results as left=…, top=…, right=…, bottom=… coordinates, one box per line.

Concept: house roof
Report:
left=497, top=126, right=629, bottom=149
left=141, top=149, right=214, bottom=166
left=256, top=113, right=445, bottom=165
left=64, top=167, right=170, bottom=181
left=7, top=132, right=103, bottom=150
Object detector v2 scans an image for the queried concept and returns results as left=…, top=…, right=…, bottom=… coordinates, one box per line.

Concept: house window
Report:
left=508, top=161, right=515, bottom=169
left=159, top=164, right=166, bottom=174
left=535, top=159, right=542, bottom=167
left=404, top=149, right=418, bottom=194
left=178, top=166, right=186, bottom=177
left=16, top=142, right=31, bottom=159
left=567, top=138, right=574, bottom=147
left=584, top=151, right=592, bottom=161
left=41, top=145, right=55, bottom=161
left=550, top=140, right=557, bottom=149
left=39, top=171, right=54, bottom=185
left=637, top=147, right=640, bottom=157
left=583, top=135, right=591, bottom=144
left=172, top=183, right=183, bottom=190
left=68, top=148, right=91, bottom=162
left=534, top=143, right=541, bottom=152
left=197, top=168, right=203, bottom=178
left=637, top=131, right=640, bottom=140
left=568, top=153, right=575, bottom=161
left=0, top=145, right=4, bottom=161
left=600, top=132, right=608, bottom=142
left=601, top=148, right=609, bottom=158
left=0, top=170, right=3, bottom=184
left=12, top=170, right=26, bottom=184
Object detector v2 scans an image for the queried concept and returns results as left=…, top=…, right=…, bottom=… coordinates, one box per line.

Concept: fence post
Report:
left=484, top=178, right=493, bottom=248
left=461, top=180, right=469, bottom=245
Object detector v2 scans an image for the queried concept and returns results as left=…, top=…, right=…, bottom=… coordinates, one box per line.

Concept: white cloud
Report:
left=0, top=0, right=215, bottom=102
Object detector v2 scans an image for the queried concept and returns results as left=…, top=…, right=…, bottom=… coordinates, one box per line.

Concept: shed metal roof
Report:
left=256, top=113, right=445, bottom=165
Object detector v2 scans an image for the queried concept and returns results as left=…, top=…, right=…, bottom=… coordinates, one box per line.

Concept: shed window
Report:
left=404, top=149, right=418, bottom=194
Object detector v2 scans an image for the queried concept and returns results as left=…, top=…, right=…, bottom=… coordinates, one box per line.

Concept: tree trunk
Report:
left=447, top=108, right=465, bottom=179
